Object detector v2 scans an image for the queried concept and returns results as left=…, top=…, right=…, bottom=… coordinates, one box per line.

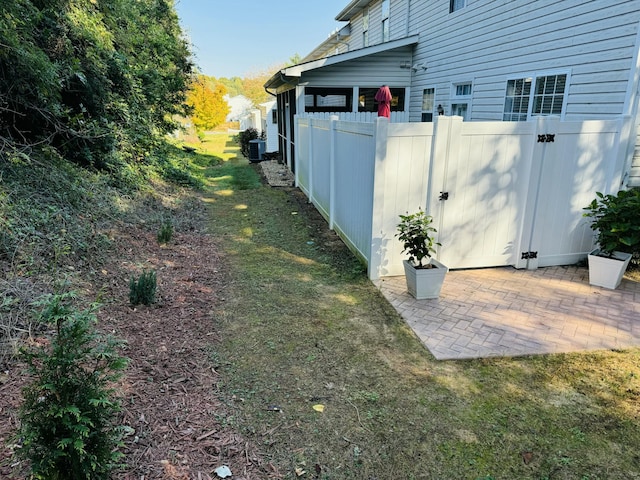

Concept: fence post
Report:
left=293, top=115, right=300, bottom=188
left=329, top=115, right=339, bottom=230
left=308, top=117, right=314, bottom=204
left=613, top=115, right=634, bottom=190
left=368, top=116, right=390, bottom=280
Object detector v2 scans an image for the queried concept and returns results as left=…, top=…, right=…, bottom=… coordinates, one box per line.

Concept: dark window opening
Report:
left=304, top=87, right=352, bottom=112
left=450, top=0, right=465, bottom=13
left=358, top=87, right=406, bottom=113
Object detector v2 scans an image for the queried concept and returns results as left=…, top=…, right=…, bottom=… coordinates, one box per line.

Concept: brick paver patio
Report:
left=375, top=265, right=640, bottom=360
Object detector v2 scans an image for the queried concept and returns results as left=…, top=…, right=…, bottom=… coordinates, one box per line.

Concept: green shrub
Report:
left=18, top=293, right=127, bottom=480
left=129, top=270, right=157, bottom=305
left=583, top=188, right=640, bottom=257
left=236, top=128, right=262, bottom=158
left=157, top=221, right=173, bottom=244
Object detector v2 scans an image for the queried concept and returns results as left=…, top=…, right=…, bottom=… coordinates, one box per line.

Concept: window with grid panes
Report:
left=451, top=82, right=471, bottom=120
left=503, top=74, right=567, bottom=121
left=532, top=74, right=566, bottom=116
left=503, top=78, right=532, bottom=121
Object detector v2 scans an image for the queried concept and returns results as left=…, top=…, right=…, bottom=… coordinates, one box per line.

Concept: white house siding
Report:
left=298, top=47, right=413, bottom=88
left=404, top=0, right=640, bottom=123
left=261, top=101, right=279, bottom=153
left=346, top=0, right=408, bottom=51
left=348, top=10, right=366, bottom=50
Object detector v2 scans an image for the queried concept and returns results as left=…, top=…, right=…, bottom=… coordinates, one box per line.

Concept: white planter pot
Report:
left=403, top=259, right=448, bottom=299
left=587, top=249, right=632, bottom=289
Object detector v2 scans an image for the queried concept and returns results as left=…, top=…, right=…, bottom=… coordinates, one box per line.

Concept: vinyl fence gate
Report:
left=295, top=115, right=631, bottom=280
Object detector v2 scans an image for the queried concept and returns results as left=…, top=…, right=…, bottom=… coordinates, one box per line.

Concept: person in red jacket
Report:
left=375, top=85, right=392, bottom=118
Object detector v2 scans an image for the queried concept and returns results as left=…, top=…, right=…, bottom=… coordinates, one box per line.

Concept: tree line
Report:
left=188, top=54, right=304, bottom=132
left=0, top=0, right=304, bottom=159
left=0, top=0, right=193, bottom=168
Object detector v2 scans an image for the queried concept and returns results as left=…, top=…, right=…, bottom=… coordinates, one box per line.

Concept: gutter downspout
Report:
left=264, top=71, right=289, bottom=97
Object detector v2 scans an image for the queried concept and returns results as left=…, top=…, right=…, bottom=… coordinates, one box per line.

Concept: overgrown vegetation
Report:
left=0, top=0, right=192, bottom=169
left=17, top=292, right=127, bottom=479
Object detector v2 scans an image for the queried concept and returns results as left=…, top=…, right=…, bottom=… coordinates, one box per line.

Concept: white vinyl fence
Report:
left=295, top=114, right=634, bottom=280
left=299, top=111, right=409, bottom=123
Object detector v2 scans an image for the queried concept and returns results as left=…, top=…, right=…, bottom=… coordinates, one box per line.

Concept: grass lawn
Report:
left=200, top=136, right=640, bottom=479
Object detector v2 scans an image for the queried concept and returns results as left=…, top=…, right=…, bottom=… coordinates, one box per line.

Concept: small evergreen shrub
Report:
left=18, top=293, right=127, bottom=480
left=129, top=270, right=157, bottom=305
left=157, top=221, right=173, bottom=244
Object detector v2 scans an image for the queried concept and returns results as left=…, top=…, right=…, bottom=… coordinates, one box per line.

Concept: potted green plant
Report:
left=583, top=189, right=640, bottom=289
left=396, top=208, right=448, bottom=299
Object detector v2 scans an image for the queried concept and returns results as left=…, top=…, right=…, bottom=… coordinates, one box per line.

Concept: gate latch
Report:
left=521, top=251, right=538, bottom=259
left=439, top=191, right=449, bottom=201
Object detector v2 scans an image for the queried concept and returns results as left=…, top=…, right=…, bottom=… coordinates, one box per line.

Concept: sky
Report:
left=174, top=0, right=350, bottom=79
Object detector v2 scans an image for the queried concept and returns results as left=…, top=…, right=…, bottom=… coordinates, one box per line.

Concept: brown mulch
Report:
left=0, top=223, right=281, bottom=479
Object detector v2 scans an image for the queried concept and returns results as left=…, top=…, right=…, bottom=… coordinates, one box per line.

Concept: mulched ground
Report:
left=0, top=223, right=281, bottom=479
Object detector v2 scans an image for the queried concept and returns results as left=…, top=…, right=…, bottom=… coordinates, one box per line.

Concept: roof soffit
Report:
left=284, top=34, right=419, bottom=78
left=336, top=0, right=371, bottom=21
left=265, top=34, right=418, bottom=92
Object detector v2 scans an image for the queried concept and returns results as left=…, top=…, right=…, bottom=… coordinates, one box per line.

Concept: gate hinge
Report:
left=439, top=191, right=449, bottom=201
left=521, top=251, right=538, bottom=259
left=537, top=134, right=555, bottom=143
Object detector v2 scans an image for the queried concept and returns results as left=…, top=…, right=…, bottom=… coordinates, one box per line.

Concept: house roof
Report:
left=302, top=24, right=352, bottom=63
left=336, top=0, right=370, bottom=21
left=264, top=35, right=419, bottom=93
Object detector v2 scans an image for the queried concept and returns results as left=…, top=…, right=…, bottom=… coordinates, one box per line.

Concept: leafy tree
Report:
left=285, top=53, right=303, bottom=66
left=241, top=69, right=275, bottom=107
left=187, top=75, right=229, bottom=131
left=216, top=76, right=244, bottom=98
left=0, top=0, right=193, bottom=167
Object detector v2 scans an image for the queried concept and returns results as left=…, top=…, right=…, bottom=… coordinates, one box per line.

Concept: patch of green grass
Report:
left=202, top=135, right=640, bottom=479
left=209, top=161, right=261, bottom=191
